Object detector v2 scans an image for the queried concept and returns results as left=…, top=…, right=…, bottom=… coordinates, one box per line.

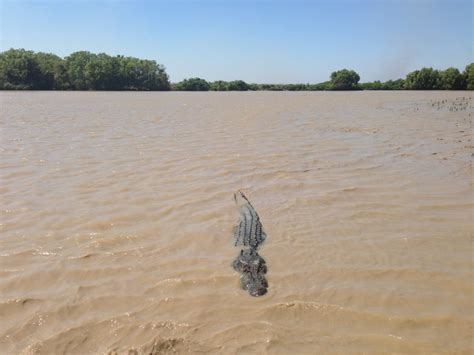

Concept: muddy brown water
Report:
left=0, top=91, right=472, bottom=354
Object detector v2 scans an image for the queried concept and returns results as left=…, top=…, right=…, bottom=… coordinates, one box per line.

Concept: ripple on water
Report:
left=0, top=91, right=472, bottom=354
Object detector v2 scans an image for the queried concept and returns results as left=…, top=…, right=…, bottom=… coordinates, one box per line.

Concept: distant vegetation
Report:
left=330, top=69, right=360, bottom=90
left=1, top=49, right=472, bottom=91
left=173, top=77, right=211, bottom=91
left=182, top=66, right=472, bottom=92
left=0, top=48, right=170, bottom=90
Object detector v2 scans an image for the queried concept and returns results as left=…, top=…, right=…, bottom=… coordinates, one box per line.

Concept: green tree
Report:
left=174, top=77, right=210, bottom=91
left=60, top=51, right=170, bottom=90
left=52, top=61, right=70, bottom=89
left=382, top=79, right=404, bottom=90
left=360, top=79, right=405, bottom=90
left=210, top=80, right=228, bottom=91
left=65, top=51, right=95, bottom=90
left=360, top=80, right=383, bottom=90
left=0, top=48, right=40, bottom=89
left=330, top=69, right=360, bottom=90
left=464, top=63, right=474, bottom=90
left=84, top=53, right=116, bottom=90
left=285, top=83, right=308, bottom=91
left=135, top=59, right=169, bottom=90
left=33, top=52, right=64, bottom=89
left=439, top=67, right=466, bottom=90
left=307, top=81, right=331, bottom=90
left=247, top=83, right=260, bottom=91
left=226, top=80, right=249, bottom=91
left=405, top=68, right=440, bottom=90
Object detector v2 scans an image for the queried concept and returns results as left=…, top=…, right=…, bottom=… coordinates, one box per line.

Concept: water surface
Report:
left=0, top=91, right=472, bottom=353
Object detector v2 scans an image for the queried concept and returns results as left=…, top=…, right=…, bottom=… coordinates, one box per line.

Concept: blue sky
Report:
left=0, top=0, right=472, bottom=83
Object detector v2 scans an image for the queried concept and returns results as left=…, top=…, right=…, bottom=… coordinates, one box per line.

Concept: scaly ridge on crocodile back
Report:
left=233, top=191, right=267, bottom=249
left=231, top=191, right=269, bottom=297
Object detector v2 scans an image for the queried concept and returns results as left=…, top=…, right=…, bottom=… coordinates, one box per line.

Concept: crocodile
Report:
left=232, top=248, right=268, bottom=297
left=231, top=191, right=268, bottom=297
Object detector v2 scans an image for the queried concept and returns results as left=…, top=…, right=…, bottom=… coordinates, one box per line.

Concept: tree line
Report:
left=172, top=66, right=473, bottom=91
left=1, top=48, right=472, bottom=91
left=0, top=48, right=170, bottom=90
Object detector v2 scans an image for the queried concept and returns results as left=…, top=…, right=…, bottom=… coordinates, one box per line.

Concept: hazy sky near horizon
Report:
left=0, top=0, right=472, bottom=83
